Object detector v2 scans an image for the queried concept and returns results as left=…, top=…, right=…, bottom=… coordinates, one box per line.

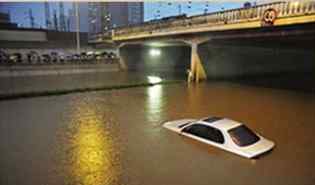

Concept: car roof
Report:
left=197, top=118, right=242, bottom=131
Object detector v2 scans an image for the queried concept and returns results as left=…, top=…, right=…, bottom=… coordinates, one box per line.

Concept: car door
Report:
left=181, top=124, right=226, bottom=149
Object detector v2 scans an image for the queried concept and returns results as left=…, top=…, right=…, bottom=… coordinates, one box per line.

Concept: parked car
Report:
left=163, top=116, right=275, bottom=158
left=95, top=51, right=105, bottom=60
left=59, top=54, right=66, bottom=63
left=27, top=51, right=41, bottom=64
left=9, top=53, right=23, bottom=64
left=86, top=51, right=95, bottom=61
left=107, top=52, right=117, bottom=59
left=72, top=54, right=81, bottom=62
left=0, top=50, right=9, bottom=63
left=65, top=55, right=73, bottom=62
left=80, top=52, right=88, bottom=61
left=42, top=54, right=51, bottom=63
left=50, top=52, right=59, bottom=63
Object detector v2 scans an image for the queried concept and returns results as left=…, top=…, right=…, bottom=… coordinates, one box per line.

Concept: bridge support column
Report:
left=190, top=43, right=207, bottom=83
left=117, top=47, right=127, bottom=71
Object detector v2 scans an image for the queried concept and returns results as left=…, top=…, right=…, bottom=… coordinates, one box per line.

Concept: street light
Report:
left=147, top=76, right=162, bottom=84
left=149, top=49, right=161, bottom=57
left=104, top=13, right=111, bottom=32
left=75, top=2, right=80, bottom=55
left=178, top=4, right=182, bottom=15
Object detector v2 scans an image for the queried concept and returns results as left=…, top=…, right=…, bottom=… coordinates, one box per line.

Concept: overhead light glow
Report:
left=147, top=76, right=162, bottom=84
left=149, top=49, right=161, bottom=57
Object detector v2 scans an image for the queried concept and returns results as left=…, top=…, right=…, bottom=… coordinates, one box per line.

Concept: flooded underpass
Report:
left=0, top=78, right=314, bottom=185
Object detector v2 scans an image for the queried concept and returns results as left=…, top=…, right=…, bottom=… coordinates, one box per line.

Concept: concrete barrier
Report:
left=0, top=63, right=120, bottom=77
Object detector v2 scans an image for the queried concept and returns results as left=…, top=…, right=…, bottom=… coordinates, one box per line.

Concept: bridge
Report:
left=90, top=1, right=315, bottom=82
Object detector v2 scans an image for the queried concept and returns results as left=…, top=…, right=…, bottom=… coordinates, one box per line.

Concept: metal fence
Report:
left=111, top=1, right=315, bottom=38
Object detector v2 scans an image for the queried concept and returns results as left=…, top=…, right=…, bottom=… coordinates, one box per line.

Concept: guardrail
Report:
left=102, top=1, right=315, bottom=40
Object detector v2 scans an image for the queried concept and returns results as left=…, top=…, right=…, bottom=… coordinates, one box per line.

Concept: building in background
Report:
left=0, top=2, right=143, bottom=34
left=127, top=2, right=143, bottom=25
left=78, top=2, right=89, bottom=33
left=89, top=2, right=143, bottom=34
left=0, top=2, right=73, bottom=30
left=0, top=12, right=10, bottom=23
left=88, top=2, right=103, bottom=35
left=68, top=2, right=89, bottom=33
left=58, top=2, right=66, bottom=31
left=0, top=12, right=18, bottom=29
left=44, top=2, right=52, bottom=30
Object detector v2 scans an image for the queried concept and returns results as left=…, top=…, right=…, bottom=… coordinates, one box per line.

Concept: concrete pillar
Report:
left=117, top=47, right=127, bottom=71
left=190, top=42, right=207, bottom=83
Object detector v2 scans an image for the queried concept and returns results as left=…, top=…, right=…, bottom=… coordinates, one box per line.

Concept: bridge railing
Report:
left=111, top=1, right=315, bottom=39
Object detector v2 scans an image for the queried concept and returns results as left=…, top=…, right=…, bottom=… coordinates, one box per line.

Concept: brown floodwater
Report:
left=0, top=82, right=314, bottom=185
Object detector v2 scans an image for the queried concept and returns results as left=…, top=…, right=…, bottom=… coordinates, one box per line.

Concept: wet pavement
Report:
left=0, top=79, right=314, bottom=185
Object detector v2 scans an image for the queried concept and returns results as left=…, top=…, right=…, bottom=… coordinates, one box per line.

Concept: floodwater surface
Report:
left=0, top=82, right=314, bottom=185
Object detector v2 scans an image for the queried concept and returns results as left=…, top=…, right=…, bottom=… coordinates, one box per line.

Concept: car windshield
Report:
left=178, top=122, right=192, bottom=128
left=228, top=125, right=260, bottom=147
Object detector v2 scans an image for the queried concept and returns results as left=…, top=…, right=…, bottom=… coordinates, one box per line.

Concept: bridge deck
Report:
left=89, top=1, right=315, bottom=43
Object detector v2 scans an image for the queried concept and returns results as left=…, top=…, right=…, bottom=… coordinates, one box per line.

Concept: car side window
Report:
left=182, top=124, right=224, bottom=144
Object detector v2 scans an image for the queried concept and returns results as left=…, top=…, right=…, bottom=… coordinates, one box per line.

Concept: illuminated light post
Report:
left=188, top=1, right=192, bottom=10
left=75, top=2, right=80, bottom=55
left=205, top=1, right=209, bottom=14
left=147, top=76, right=162, bottom=84
left=178, top=4, right=182, bottom=15
left=104, top=13, right=111, bottom=32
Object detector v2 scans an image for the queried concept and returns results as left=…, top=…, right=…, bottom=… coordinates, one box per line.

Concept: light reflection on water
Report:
left=146, top=85, right=163, bottom=123
left=57, top=99, right=120, bottom=185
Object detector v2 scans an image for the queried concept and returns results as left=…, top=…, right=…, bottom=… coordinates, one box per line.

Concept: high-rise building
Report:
left=68, top=2, right=89, bottom=33
left=0, top=11, right=17, bottom=28
left=0, top=12, right=10, bottom=23
left=127, top=2, right=143, bottom=25
left=0, top=2, right=74, bottom=30
left=89, top=2, right=143, bottom=34
left=78, top=2, right=89, bottom=33
left=88, top=2, right=108, bottom=34
left=59, top=2, right=66, bottom=31
left=0, top=2, right=143, bottom=32
left=68, top=7, right=75, bottom=32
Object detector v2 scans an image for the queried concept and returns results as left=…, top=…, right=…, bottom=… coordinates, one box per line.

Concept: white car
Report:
left=163, top=117, right=275, bottom=159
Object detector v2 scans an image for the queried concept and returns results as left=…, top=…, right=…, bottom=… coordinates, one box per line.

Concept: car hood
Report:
left=238, top=136, right=275, bottom=158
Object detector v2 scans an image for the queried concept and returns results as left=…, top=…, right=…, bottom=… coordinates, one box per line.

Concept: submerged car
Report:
left=163, top=117, right=275, bottom=158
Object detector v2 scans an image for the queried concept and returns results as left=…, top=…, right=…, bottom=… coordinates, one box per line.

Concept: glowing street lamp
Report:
left=147, top=76, right=162, bottom=84
left=149, top=49, right=161, bottom=57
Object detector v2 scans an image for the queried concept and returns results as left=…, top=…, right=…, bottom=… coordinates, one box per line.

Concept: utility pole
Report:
left=53, top=9, right=58, bottom=31
left=28, top=9, right=35, bottom=28
left=44, top=2, right=51, bottom=29
left=178, top=4, right=182, bottom=15
left=59, top=2, right=66, bottom=31
left=75, top=2, right=81, bottom=54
